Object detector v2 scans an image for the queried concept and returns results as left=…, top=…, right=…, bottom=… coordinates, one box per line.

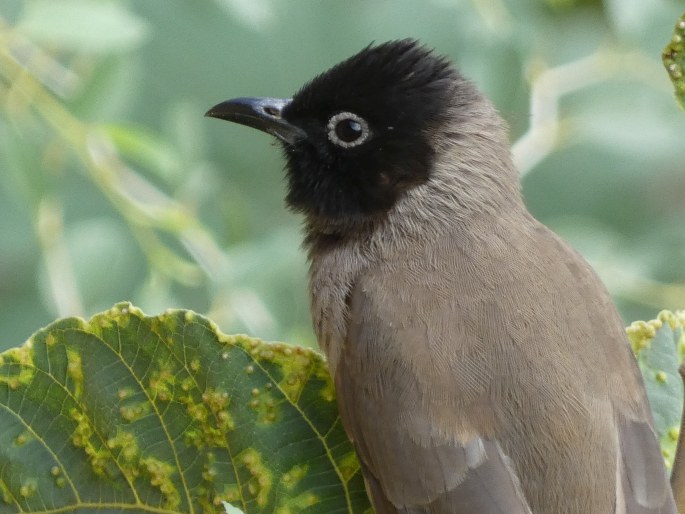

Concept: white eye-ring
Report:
left=327, top=112, right=371, bottom=148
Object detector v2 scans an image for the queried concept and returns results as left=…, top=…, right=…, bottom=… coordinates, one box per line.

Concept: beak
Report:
left=205, top=97, right=305, bottom=145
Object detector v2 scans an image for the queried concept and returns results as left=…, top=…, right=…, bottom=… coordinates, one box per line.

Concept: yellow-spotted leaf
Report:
left=663, top=12, right=685, bottom=110
left=0, top=303, right=371, bottom=514
left=628, top=310, right=685, bottom=469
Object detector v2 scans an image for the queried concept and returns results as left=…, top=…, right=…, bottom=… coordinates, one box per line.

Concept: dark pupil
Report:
left=335, top=119, right=363, bottom=142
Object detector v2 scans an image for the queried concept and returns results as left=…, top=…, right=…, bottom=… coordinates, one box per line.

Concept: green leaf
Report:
left=663, top=12, right=685, bottom=111
left=0, top=303, right=371, bottom=513
left=628, top=310, right=685, bottom=469
left=16, top=0, right=149, bottom=54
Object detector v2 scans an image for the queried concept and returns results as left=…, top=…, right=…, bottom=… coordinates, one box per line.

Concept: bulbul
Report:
left=207, top=40, right=677, bottom=513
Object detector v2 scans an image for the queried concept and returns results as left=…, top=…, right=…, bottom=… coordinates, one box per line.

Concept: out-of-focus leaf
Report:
left=165, top=102, right=208, bottom=167
left=604, top=0, right=677, bottom=51
left=663, top=12, right=685, bottom=111
left=543, top=0, right=602, bottom=9
left=628, top=310, right=685, bottom=468
left=0, top=124, right=49, bottom=210
left=570, top=85, right=685, bottom=159
left=213, top=227, right=310, bottom=343
left=38, top=218, right=143, bottom=312
left=101, top=124, right=182, bottom=182
left=0, top=303, right=371, bottom=513
left=604, top=0, right=654, bottom=35
left=16, top=0, right=149, bottom=54
left=214, top=0, right=276, bottom=31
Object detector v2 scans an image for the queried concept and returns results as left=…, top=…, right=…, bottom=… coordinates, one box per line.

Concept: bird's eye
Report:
left=327, top=112, right=370, bottom=148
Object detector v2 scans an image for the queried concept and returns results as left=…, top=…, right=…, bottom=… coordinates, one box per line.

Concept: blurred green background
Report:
left=1, top=0, right=684, bottom=351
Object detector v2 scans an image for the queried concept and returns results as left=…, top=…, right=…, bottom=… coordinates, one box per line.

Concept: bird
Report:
left=206, top=39, right=677, bottom=514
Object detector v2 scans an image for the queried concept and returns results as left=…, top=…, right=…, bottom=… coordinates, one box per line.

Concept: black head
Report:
left=207, top=39, right=464, bottom=232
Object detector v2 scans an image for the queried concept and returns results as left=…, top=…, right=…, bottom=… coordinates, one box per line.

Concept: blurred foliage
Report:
left=1, top=0, right=684, bottom=350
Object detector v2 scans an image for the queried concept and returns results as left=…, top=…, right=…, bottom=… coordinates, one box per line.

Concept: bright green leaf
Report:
left=0, top=303, right=371, bottom=513
left=16, top=0, right=149, bottom=54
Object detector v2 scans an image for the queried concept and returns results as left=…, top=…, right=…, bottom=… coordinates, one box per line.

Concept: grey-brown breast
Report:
left=316, top=211, right=675, bottom=513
